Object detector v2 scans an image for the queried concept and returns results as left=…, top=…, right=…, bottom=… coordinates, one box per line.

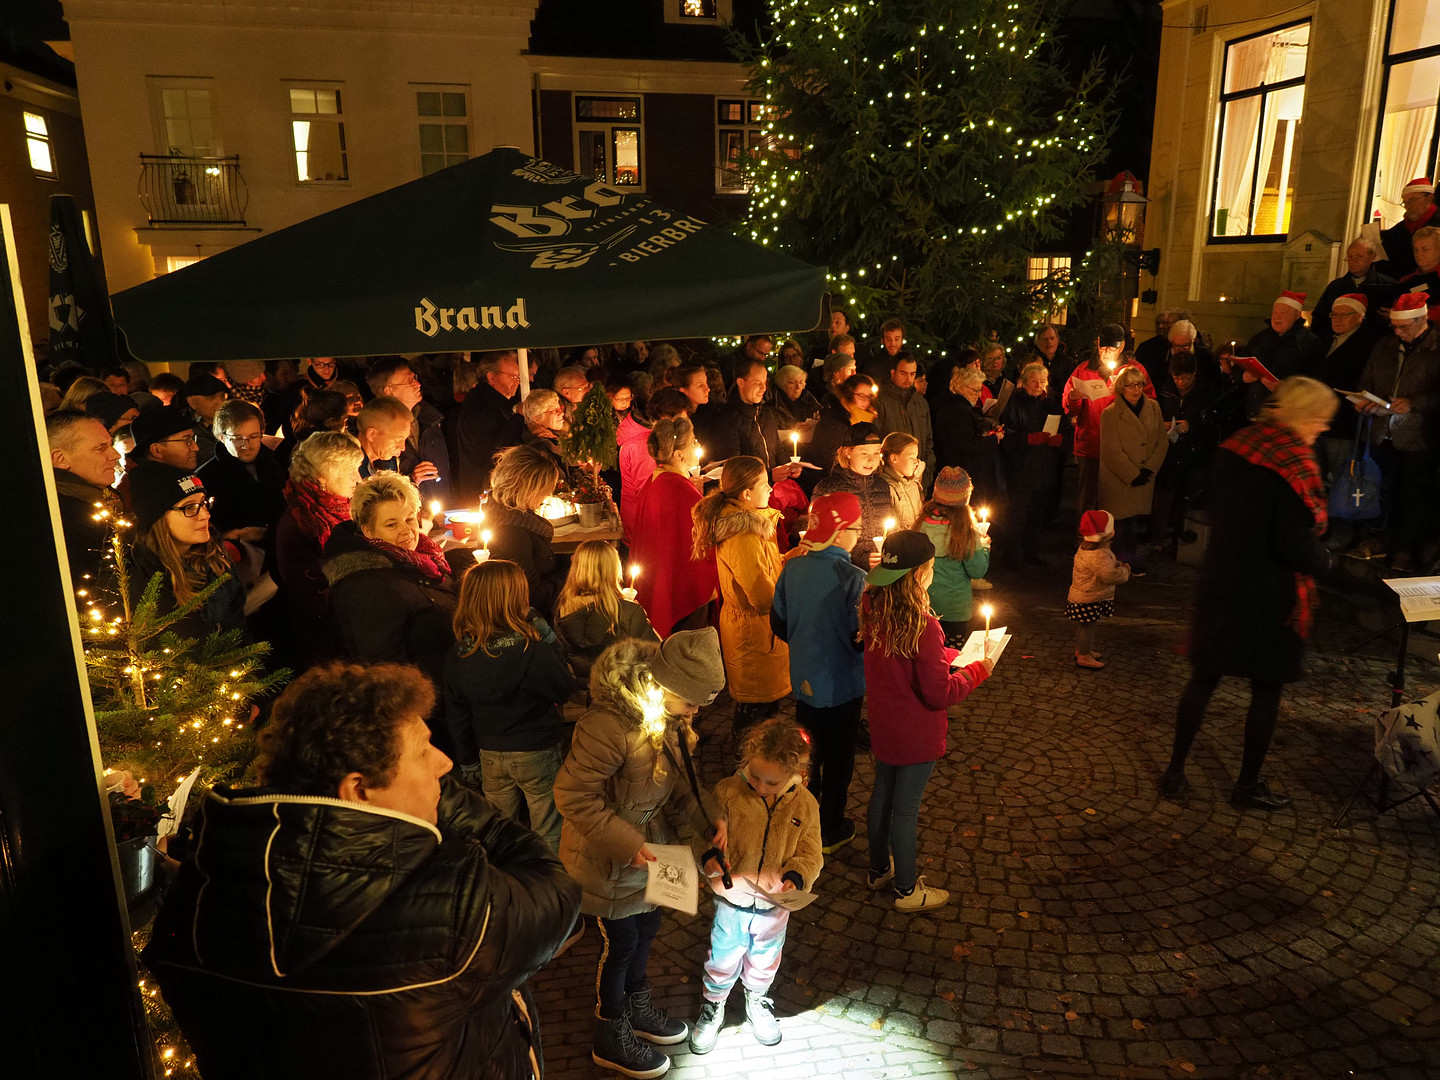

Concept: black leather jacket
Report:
left=145, top=778, right=581, bottom=1080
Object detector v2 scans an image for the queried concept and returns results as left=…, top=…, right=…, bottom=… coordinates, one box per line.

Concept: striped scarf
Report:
left=1219, top=422, right=1326, bottom=637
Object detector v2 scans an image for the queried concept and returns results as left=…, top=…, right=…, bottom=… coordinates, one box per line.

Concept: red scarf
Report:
left=285, top=479, right=351, bottom=549
left=1219, top=422, right=1326, bottom=637
left=366, top=532, right=452, bottom=582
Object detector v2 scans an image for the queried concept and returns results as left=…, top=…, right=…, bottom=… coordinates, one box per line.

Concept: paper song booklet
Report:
left=952, top=627, right=1011, bottom=668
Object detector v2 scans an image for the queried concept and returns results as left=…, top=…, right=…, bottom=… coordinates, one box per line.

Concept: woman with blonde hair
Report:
left=485, top=442, right=566, bottom=618
left=1160, top=376, right=1338, bottom=812
left=126, top=464, right=245, bottom=640
left=59, top=375, right=107, bottom=414
left=861, top=531, right=992, bottom=912
left=631, top=417, right=719, bottom=637
left=554, top=540, right=659, bottom=682
left=878, top=431, right=924, bottom=529
left=443, top=558, right=576, bottom=852
left=322, top=473, right=459, bottom=718
left=691, top=455, right=791, bottom=738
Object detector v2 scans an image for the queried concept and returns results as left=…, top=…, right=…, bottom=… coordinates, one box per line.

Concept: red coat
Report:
left=863, top=609, right=990, bottom=766
left=631, top=469, right=719, bottom=638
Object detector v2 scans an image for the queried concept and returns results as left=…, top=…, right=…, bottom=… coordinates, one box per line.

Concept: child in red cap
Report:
left=1067, top=510, right=1131, bottom=669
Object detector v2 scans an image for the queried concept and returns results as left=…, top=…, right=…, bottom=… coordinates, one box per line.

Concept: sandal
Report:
left=1075, top=652, right=1106, bottom=669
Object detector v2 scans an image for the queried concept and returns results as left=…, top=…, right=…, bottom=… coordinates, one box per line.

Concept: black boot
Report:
left=627, top=983, right=688, bottom=1044
left=593, top=1014, right=669, bottom=1079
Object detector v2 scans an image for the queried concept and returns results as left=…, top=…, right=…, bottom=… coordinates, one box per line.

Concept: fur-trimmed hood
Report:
left=322, top=547, right=394, bottom=587
left=711, top=500, right=780, bottom=546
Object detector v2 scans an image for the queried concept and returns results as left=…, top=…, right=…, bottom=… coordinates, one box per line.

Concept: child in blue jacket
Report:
left=770, top=491, right=866, bottom=854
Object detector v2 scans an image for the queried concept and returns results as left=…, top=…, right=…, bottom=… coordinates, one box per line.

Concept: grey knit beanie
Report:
left=650, top=627, right=725, bottom=706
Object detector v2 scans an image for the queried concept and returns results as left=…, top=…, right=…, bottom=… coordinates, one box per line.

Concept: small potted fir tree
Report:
left=558, top=381, right=619, bottom=528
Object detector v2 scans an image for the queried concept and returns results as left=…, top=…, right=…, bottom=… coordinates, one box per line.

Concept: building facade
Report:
left=59, top=0, right=764, bottom=296
left=1142, top=0, right=1428, bottom=345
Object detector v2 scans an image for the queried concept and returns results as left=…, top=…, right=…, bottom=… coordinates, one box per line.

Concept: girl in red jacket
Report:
left=861, top=530, right=992, bottom=912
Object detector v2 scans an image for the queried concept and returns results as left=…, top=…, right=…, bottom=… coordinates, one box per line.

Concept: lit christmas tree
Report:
left=737, top=0, right=1116, bottom=349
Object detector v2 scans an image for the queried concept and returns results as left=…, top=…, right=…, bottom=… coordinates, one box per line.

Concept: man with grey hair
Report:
left=1135, top=308, right=1189, bottom=390
left=456, top=349, right=525, bottom=501
left=1312, top=237, right=1395, bottom=334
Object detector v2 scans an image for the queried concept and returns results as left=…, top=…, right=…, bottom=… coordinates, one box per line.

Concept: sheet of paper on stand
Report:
left=643, top=843, right=700, bottom=915
left=1384, top=576, right=1440, bottom=622
left=745, top=878, right=819, bottom=912
left=953, top=627, right=1011, bottom=667
left=1042, top=414, right=1062, bottom=436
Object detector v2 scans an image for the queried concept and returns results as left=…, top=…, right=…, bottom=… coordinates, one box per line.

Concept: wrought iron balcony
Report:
left=138, top=154, right=249, bottom=226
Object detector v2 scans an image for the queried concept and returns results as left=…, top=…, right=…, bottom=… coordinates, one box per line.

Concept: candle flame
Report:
left=481, top=529, right=492, bottom=548
left=979, top=507, right=990, bottom=522
left=883, top=517, right=896, bottom=533
left=981, top=604, right=994, bottom=619
left=429, top=500, right=442, bottom=518
left=628, top=564, right=641, bottom=580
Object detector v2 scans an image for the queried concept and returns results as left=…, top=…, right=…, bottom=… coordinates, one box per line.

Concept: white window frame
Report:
left=286, top=82, right=350, bottom=185
left=573, top=94, right=645, bottom=191
left=23, top=110, right=55, bottom=178
left=1028, top=255, right=1072, bottom=326
left=413, top=83, right=471, bottom=177
left=664, top=0, right=733, bottom=27
left=146, top=76, right=221, bottom=157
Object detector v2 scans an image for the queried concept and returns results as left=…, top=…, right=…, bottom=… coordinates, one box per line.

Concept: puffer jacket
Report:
left=812, top=466, right=895, bottom=569
left=554, top=598, right=659, bottom=683
left=1068, top=545, right=1131, bottom=604
left=707, top=501, right=790, bottom=703
left=707, top=770, right=822, bottom=912
left=554, top=640, right=722, bottom=919
left=483, top=503, right=567, bottom=620
left=920, top=514, right=991, bottom=623
left=143, top=778, right=581, bottom=1080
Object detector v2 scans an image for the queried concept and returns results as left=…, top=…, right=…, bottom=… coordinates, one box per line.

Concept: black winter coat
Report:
left=812, top=466, right=894, bottom=569
left=196, top=442, right=288, bottom=537
left=706, top=397, right=781, bottom=468
left=144, top=778, right=581, bottom=1080
left=1313, top=324, right=1385, bottom=441
left=1244, top=321, right=1319, bottom=381
left=443, top=627, right=577, bottom=762
left=933, top=392, right=999, bottom=491
left=1000, top=390, right=1064, bottom=492
left=322, top=522, right=459, bottom=687
left=53, top=470, right=119, bottom=584
left=801, top=395, right=853, bottom=495
left=456, top=381, right=524, bottom=502
left=1188, top=446, right=1331, bottom=683
left=127, top=541, right=246, bottom=641
left=554, top=599, right=659, bottom=683
left=483, top=504, right=568, bottom=619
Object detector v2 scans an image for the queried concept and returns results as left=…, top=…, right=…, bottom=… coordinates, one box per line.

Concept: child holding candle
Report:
left=554, top=540, right=660, bottom=684
left=918, top=467, right=993, bottom=647
left=861, top=531, right=992, bottom=911
left=1066, top=510, right=1131, bottom=670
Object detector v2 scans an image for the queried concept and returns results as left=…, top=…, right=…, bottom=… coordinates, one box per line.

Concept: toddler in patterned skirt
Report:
left=1066, top=510, right=1131, bottom=670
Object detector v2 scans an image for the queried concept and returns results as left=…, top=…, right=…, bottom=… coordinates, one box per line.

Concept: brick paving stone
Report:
left=528, top=542, right=1440, bottom=1080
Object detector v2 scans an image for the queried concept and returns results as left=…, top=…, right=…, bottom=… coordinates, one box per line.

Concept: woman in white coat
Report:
left=1098, top=364, right=1168, bottom=570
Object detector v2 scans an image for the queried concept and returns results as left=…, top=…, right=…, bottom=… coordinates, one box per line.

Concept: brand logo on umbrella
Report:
left=414, top=297, right=530, bottom=338
left=48, top=225, right=68, bottom=274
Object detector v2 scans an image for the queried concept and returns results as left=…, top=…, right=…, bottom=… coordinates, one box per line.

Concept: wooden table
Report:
left=551, top=518, right=623, bottom=554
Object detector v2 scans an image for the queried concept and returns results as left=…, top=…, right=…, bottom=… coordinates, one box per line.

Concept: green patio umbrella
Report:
left=110, top=148, right=827, bottom=363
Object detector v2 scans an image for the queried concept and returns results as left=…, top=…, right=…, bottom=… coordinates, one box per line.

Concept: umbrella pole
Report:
left=518, top=346, right=530, bottom=400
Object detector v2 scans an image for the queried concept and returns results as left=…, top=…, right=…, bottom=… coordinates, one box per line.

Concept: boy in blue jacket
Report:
left=771, top=491, right=866, bottom=853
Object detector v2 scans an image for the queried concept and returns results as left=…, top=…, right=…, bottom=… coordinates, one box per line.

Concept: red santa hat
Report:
left=1079, top=510, right=1114, bottom=543
left=1275, top=290, right=1307, bottom=312
left=1331, top=293, right=1368, bottom=316
left=1403, top=177, right=1436, bottom=197
left=1391, top=291, right=1430, bottom=321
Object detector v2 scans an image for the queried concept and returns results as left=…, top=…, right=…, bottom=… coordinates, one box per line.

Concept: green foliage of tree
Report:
left=736, top=0, right=1118, bottom=350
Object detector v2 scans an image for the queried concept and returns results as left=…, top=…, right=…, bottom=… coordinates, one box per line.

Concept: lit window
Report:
left=288, top=86, right=348, bottom=183
left=166, top=256, right=203, bottom=273
left=24, top=112, right=55, bottom=177
left=416, top=88, right=470, bottom=176
left=1368, top=0, right=1440, bottom=225
left=1028, top=256, right=1072, bottom=325
left=1209, top=21, right=1309, bottom=241
left=575, top=96, right=643, bottom=188
left=681, top=0, right=717, bottom=16
left=715, top=98, right=798, bottom=193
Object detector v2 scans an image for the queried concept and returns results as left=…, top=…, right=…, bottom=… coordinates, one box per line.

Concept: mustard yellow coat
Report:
left=711, top=502, right=791, bottom=703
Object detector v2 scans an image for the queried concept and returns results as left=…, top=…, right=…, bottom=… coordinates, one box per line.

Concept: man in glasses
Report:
left=456, top=350, right=525, bottom=501
left=368, top=356, right=449, bottom=503
left=198, top=399, right=288, bottom=542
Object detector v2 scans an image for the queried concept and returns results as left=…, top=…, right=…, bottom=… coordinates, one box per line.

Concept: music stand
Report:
left=1332, top=577, right=1440, bottom=827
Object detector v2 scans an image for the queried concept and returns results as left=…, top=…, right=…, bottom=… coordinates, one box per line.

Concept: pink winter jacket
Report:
left=618, top=413, right=653, bottom=543
left=863, top=610, right=990, bottom=766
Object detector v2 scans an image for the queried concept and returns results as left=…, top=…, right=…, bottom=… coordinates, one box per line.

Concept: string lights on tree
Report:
left=733, top=0, right=1116, bottom=349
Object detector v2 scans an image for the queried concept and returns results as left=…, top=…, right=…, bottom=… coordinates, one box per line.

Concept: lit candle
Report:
left=790, top=431, right=800, bottom=463
left=883, top=517, right=896, bottom=537
left=976, top=506, right=990, bottom=537
left=628, top=563, right=640, bottom=590
left=429, top=500, right=442, bottom=519
left=979, top=507, right=990, bottom=522
left=622, top=563, right=640, bottom=602
left=982, top=604, right=994, bottom=637
left=1105, top=358, right=1117, bottom=372
left=472, top=529, right=492, bottom=563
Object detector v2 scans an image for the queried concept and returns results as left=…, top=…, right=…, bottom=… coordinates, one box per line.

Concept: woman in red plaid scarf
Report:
left=1160, top=377, right=1338, bottom=812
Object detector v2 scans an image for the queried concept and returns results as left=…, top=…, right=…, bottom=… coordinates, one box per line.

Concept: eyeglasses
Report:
left=224, top=433, right=262, bottom=446
left=385, top=377, right=420, bottom=391
left=170, top=497, right=214, bottom=518
left=160, top=433, right=200, bottom=447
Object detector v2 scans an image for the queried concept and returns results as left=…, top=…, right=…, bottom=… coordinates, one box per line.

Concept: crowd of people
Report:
left=41, top=249, right=1431, bottom=1074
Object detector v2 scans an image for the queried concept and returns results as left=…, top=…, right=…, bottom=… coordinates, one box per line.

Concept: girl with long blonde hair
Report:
left=442, top=558, right=576, bottom=853
left=860, top=530, right=992, bottom=913
left=691, top=456, right=791, bottom=741
left=553, top=540, right=658, bottom=681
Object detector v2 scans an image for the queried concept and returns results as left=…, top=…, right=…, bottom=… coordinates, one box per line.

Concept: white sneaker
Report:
left=893, top=876, right=950, bottom=912
left=971, top=578, right=994, bottom=591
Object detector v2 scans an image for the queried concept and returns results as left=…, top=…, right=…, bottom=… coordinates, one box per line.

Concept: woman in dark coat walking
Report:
left=1160, top=377, right=1338, bottom=811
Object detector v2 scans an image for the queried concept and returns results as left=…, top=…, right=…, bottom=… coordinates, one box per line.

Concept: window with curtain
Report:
left=1209, top=21, right=1309, bottom=242
left=1368, top=0, right=1440, bottom=227
left=288, top=85, right=348, bottom=184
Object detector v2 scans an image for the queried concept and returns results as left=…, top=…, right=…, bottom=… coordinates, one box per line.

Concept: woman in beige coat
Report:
left=1098, top=364, right=1168, bottom=569
left=554, top=630, right=728, bottom=1079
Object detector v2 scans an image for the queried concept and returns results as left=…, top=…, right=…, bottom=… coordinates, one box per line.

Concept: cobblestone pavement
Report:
left=531, top=524, right=1440, bottom=1080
